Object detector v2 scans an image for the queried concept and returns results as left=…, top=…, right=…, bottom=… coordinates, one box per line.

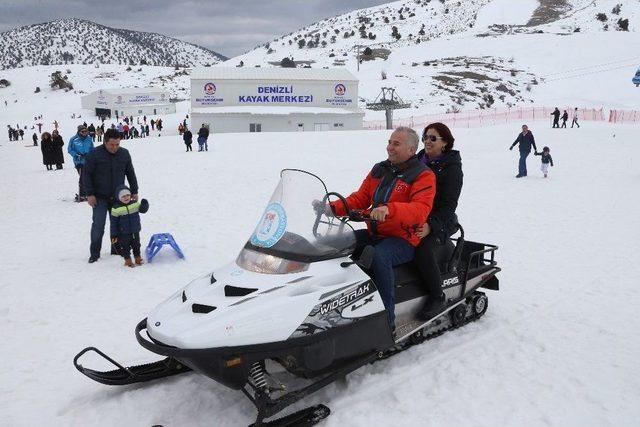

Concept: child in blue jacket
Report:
left=110, top=185, right=149, bottom=267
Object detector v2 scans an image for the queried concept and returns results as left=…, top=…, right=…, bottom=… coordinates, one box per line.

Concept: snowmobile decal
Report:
left=442, top=276, right=459, bottom=287
left=290, top=280, right=377, bottom=338
left=319, top=281, right=375, bottom=315
left=250, top=202, right=287, bottom=248
left=350, top=295, right=374, bottom=312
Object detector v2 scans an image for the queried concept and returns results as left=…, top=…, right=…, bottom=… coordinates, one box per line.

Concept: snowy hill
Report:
left=0, top=18, right=226, bottom=70
left=230, top=0, right=640, bottom=114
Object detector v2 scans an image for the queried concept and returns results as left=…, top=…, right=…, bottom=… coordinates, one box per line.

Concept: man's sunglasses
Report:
left=422, top=135, right=443, bottom=142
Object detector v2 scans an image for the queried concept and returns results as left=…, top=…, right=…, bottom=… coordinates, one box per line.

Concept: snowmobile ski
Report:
left=73, top=347, right=191, bottom=385
left=250, top=404, right=330, bottom=427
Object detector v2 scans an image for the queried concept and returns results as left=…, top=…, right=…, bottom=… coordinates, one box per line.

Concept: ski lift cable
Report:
left=544, top=63, right=638, bottom=82
left=540, top=56, right=640, bottom=78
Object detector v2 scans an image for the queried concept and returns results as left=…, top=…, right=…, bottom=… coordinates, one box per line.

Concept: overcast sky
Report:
left=0, top=0, right=390, bottom=57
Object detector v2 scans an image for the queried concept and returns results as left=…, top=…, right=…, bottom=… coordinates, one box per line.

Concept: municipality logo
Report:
left=250, top=203, right=287, bottom=248
left=204, top=82, right=217, bottom=95
left=334, top=83, right=346, bottom=96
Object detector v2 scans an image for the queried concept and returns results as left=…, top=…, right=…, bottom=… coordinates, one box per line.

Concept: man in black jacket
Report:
left=83, top=129, right=139, bottom=263
left=197, top=124, right=209, bottom=152
left=183, top=127, right=193, bottom=152
left=509, top=124, right=537, bottom=178
left=551, top=107, right=560, bottom=128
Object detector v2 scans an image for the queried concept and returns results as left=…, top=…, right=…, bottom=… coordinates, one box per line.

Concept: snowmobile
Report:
left=74, top=169, right=500, bottom=426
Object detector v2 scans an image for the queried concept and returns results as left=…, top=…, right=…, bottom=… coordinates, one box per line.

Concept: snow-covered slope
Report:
left=0, top=18, right=226, bottom=70
left=2, top=121, right=640, bottom=426
left=229, top=0, right=640, bottom=114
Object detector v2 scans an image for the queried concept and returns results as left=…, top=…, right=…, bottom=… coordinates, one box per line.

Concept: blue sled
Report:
left=146, top=233, right=185, bottom=263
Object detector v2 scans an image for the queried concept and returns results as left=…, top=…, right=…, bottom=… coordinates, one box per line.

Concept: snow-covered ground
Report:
left=2, top=119, right=640, bottom=426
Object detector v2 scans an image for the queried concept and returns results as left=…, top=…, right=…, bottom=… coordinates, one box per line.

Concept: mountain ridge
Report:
left=0, top=18, right=227, bottom=70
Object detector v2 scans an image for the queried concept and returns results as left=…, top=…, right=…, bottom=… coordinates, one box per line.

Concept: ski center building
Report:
left=81, top=87, right=175, bottom=118
left=190, top=67, right=364, bottom=133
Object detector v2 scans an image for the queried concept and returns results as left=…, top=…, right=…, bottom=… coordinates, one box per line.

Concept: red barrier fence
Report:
left=363, top=107, right=611, bottom=130
left=609, top=109, right=640, bottom=124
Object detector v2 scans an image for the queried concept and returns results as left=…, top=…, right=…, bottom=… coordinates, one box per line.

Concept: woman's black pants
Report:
left=414, top=234, right=444, bottom=297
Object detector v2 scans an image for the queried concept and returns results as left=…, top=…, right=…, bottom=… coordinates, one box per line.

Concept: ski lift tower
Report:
left=366, top=87, right=411, bottom=130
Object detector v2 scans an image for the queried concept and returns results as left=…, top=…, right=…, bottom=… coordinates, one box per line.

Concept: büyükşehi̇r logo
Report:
left=334, top=84, right=346, bottom=96
left=204, top=82, right=217, bottom=95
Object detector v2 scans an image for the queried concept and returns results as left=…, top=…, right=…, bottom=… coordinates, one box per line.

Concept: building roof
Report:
left=192, top=106, right=363, bottom=115
left=94, top=87, right=168, bottom=95
left=190, top=67, right=358, bottom=82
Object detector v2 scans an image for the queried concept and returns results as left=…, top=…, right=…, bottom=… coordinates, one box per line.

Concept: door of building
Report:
left=250, top=123, right=262, bottom=132
left=314, top=123, right=330, bottom=131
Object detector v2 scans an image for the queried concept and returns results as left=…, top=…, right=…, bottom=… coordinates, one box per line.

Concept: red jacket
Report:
left=332, top=157, right=436, bottom=246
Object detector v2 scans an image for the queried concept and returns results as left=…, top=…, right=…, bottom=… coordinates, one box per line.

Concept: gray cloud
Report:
left=0, top=0, right=390, bottom=57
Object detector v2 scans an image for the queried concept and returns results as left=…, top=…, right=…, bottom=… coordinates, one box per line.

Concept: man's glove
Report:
left=111, top=237, right=118, bottom=245
left=509, top=146, right=513, bottom=151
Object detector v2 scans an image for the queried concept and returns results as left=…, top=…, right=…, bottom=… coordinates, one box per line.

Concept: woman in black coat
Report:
left=414, top=122, right=463, bottom=320
left=51, top=129, right=65, bottom=169
left=40, top=132, right=54, bottom=170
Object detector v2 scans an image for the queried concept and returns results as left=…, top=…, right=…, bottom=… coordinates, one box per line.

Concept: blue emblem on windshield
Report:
left=250, top=202, right=287, bottom=248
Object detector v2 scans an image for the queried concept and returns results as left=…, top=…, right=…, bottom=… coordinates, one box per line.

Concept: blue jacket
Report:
left=510, top=131, right=537, bottom=153
left=110, top=185, right=147, bottom=235
left=67, top=133, right=94, bottom=166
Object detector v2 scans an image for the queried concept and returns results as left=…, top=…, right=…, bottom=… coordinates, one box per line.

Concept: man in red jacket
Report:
left=330, top=127, right=436, bottom=329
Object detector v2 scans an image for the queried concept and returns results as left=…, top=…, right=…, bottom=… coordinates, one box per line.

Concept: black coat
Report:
left=52, top=135, right=65, bottom=164
left=510, top=131, right=537, bottom=153
left=417, top=149, right=463, bottom=242
left=83, top=145, right=138, bottom=201
left=183, top=130, right=193, bottom=143
left=41, top=136, right=55, bottom=165
left=198, top=127, right=209, bottom=138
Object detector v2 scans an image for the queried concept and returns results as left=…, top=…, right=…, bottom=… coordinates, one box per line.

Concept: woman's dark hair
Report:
left=422, top=122, right=455, bottom=152
left=41, top=131, right=51, bottom=140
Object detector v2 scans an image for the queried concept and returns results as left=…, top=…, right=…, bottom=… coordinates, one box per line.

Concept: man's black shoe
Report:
left=515, top=174, right=523, bottom=178
left=417, top=293, right=446, bottom=321
left=88, top=256, right=99, bottom=263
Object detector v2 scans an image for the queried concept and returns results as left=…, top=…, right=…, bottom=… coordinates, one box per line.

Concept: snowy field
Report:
left=1, top=121, right=639, bottom=426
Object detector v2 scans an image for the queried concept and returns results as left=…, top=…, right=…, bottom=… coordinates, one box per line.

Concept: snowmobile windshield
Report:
left=237, top=169, right=356, bottom=274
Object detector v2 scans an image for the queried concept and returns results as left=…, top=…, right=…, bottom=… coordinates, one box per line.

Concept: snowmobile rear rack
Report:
left=73, top=347, right=190, bottom=386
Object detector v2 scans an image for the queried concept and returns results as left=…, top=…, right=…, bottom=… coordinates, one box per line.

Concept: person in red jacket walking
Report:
left=328, top=127, right=436, bottom=329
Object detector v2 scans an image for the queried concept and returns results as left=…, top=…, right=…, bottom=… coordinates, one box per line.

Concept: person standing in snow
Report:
left=19, top=128, right=24, bottom=140
left=40, top=132, right=54, bottom=170
left=571, top=108, right=580, bottom=128
left=561, top=110, right=568, bottom=128
left=31, top=132, right=38, bottom=146
left=183, top=126, right=193, bottom=152
left=110, top=185, right=148, bottom=267
left=197, top=123, right=209, bottom=151
left=83, top=128, right=139, bottom=263
left=534, top=146, right=554, bottom=178
left=509, top=124, right=537, bottom=178
left=51, top=129, right=65, bottom=170
left=551, top=107, right=560, bottom=128
left=67, top=125, right=95, bottom=201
